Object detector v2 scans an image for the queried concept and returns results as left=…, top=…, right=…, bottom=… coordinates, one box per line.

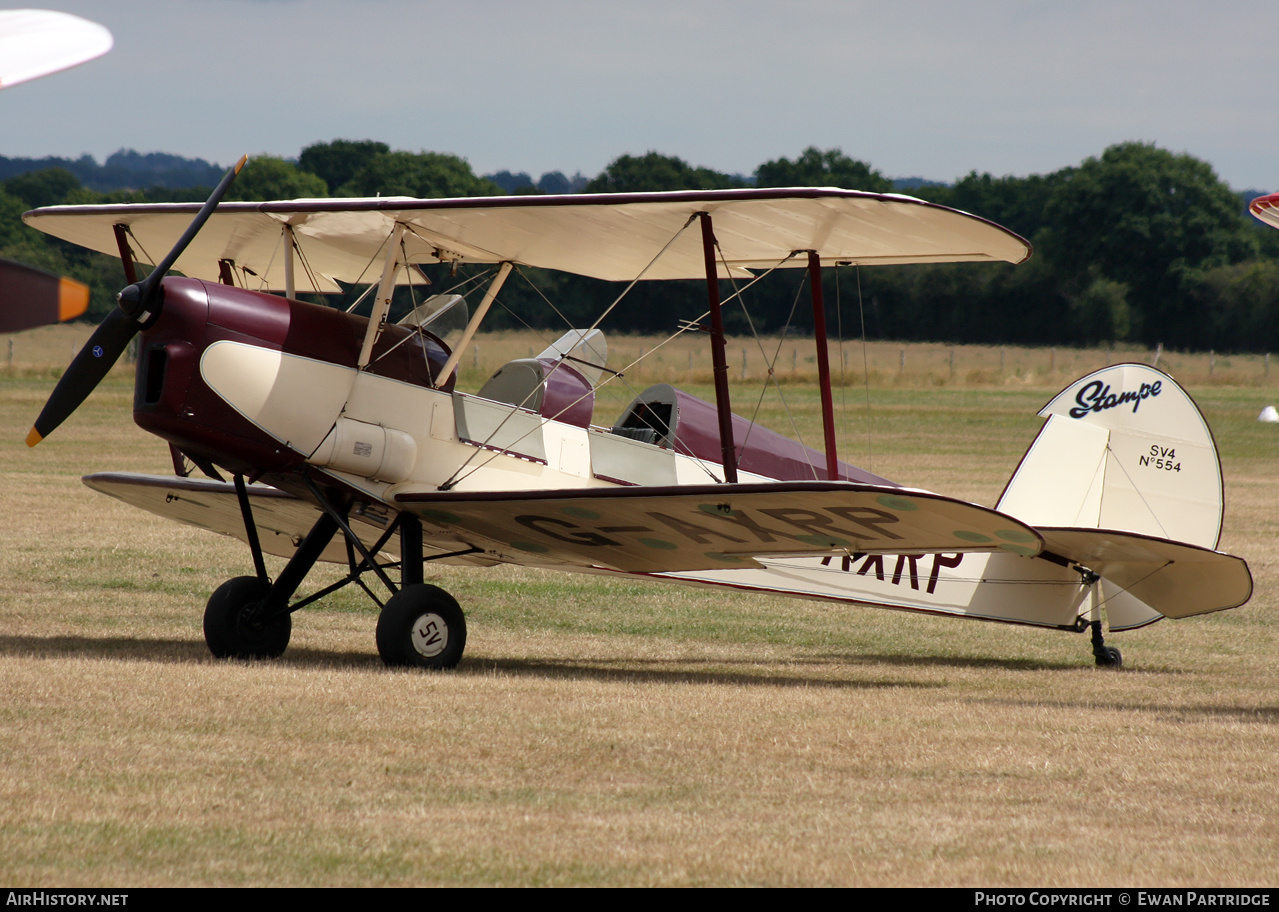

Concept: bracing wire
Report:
left=855, top=265, right=874, bottom=472
left=726, top=252, right=820, bottom=478
left=438, top=216, right=700, bottom=490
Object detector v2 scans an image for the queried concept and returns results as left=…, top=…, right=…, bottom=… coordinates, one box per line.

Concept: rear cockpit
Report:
left=473, top=329, right=606, bottom=428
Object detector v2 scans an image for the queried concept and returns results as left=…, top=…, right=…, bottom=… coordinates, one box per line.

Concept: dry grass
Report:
left=0, top=327, right=1277, bottom=886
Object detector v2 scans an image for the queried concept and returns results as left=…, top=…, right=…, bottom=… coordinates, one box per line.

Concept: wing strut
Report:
left=112, top=224, right=138, bottom=284
left=283, top=225, right=296, bottom=300
left=357, top=223, right=406, bottom=368
left=699, top=212, right=738, bottom=482
left=807, top=251, right=839, bottom=479
left=433, top=261, right=514, bottom=386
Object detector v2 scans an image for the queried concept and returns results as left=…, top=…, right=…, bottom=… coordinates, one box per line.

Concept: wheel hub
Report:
left=410, top=612, right=450, bottom=658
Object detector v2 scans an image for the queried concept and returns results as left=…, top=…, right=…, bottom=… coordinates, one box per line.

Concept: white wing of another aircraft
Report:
left=0, top=9, right=112, bottom=89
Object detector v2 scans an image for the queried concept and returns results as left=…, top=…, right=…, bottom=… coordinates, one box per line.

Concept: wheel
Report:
left=1094, top=645, right=1123, bottom=669
left=376, top=584, right=466, bottom=669
left=203, top=575, right=291, bottom=659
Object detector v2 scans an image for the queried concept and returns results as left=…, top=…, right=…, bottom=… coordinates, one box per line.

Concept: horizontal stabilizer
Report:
left=1040, top=526, right=1252, bottom=619
left=394, top=481, right=1043, bottom=573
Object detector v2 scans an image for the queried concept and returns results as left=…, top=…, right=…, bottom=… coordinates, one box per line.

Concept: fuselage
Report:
left=127, top=278, right=1162, bottom=634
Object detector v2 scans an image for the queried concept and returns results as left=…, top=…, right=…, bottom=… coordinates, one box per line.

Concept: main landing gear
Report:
left=203, top=474, right=477, bottom=668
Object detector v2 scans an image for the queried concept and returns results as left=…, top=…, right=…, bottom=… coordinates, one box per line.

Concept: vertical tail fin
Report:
left=996, top=364, right=1223, bottom=549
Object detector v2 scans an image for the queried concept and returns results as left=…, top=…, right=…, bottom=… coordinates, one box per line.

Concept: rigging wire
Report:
left=438, top=214, right=701, bottom=490
left=729, top=255, right=820, bottom=479
left=292, top=232, right=324, bottom=296
left=854, top=265, right=874, bottom=473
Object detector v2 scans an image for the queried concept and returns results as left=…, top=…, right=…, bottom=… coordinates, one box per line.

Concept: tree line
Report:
left=3, top=139, right=1277, bottom=352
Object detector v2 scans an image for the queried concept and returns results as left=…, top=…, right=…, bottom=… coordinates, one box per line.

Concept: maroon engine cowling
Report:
left=134, top=278, right=452, bottom=478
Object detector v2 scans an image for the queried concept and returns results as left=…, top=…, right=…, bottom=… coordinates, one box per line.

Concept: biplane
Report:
left=18, top=160, right=1252, bottom=669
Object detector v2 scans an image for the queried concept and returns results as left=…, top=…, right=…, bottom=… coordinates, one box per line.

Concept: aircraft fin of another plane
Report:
left=996, top=364, right=1225, bottom=550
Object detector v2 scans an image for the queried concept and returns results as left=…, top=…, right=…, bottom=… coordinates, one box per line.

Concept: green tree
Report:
left=1042, top=142, right=1256, bottom=345
left=298, top=140, right=389, bottom=193
left=225, top=156, right=328, bottom=201
left=338, top=150, right=500, bottom=198
left=2, top=167, right=81, bottom=209
left=0, top=190, right=32, bottom=248
left=1067, top=273, right=1132, bottom=344
left=1185, top=259, right=1279, bottom=351
left=920, top=170, right=1063, bottom=242
left=585, top=152, right=738, bottom=193
left=754, top=147, right=891, bottom=192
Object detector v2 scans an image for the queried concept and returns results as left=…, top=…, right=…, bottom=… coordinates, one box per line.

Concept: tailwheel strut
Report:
left=1077, top=567, right=1122, bottom=669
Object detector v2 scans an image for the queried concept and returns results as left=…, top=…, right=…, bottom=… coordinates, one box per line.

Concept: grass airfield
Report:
left=0, top=328, right=1276, bottom=886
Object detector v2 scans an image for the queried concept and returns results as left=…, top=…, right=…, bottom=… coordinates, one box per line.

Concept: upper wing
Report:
left=0, top=10, right=112, bottom=89
left=394, top=481, right=1043, bottom=573
left=24, top=188, right=1031, bottom=292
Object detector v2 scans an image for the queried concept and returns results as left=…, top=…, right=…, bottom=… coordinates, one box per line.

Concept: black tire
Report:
left=376, top=584, right=466, bottom=669
left=204, top=576, right=291, bottom=659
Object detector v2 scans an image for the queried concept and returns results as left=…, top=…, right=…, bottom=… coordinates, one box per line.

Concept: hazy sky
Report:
left=3, top=0, right=1277, bottom=191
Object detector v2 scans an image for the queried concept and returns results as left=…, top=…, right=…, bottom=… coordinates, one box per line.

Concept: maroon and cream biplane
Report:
left=15, top=160, right=1252, bottom=669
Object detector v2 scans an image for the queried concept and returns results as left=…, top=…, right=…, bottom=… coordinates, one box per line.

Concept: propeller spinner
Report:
left=26, top=155, right=247, bottom=447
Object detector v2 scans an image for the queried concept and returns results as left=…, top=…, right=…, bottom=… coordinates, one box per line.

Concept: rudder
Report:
left=996, top=363, right=1223, bottom=549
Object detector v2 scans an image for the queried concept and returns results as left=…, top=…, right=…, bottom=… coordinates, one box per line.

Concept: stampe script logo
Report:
left=1069, top=378, right=1162, bottom=418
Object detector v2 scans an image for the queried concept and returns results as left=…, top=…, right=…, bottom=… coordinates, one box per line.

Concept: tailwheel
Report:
left=204, top=575, right=291, bottom=659
left=1094, top=646, right=1123, bottom=669
left=1089, top=619, right=1122, bottom=669
left=376, top=584, right=466, bottom=669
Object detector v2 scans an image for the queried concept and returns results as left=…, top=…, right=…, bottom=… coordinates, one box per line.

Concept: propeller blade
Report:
left=26, top=308, right=138, bottom=446
left=0, top=258, right=89, bottom=332
left=121, top=154, right=248, bottom=320
left=27, top=154, right=248, bottom=446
